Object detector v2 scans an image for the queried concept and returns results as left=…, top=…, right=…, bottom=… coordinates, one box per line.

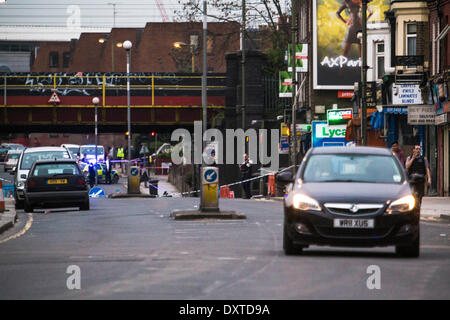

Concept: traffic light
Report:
left=125, top=131, right=129, bottom=136
left=151, top=132, right=155, bottom=137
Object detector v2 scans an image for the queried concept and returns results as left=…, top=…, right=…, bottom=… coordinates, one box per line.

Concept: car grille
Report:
left=324, top=203, right=385, bottom=216
left=315, top=226, right=393, bottom=239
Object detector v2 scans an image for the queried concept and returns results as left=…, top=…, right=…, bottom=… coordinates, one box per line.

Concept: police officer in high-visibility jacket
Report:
left=117, top=145, right=125, bottom=172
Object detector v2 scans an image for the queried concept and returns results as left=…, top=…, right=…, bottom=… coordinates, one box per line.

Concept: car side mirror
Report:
left=10, top=167, right=16, bottom=175
left=277, top=171, right=294, bottom=183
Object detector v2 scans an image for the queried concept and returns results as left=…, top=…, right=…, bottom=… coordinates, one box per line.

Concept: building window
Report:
left=375, top=42, right=385, bottom=80
left=406, top=23, right=417, bottom=56
left=49, top=52, right=59, bottom=67
left=63, top=52, right=70, bottom=68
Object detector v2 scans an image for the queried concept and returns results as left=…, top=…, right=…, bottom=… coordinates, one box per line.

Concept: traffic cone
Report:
left=268, top=174, right=276, bottom=196
left=0, top=180, right=5, bottom=213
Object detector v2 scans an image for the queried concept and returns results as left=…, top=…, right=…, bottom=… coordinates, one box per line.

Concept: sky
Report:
left=0, top=0, right=184, bottom=28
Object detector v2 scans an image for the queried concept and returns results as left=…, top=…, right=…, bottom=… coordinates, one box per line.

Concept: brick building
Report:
left=31, top=22, right=240, bottom=73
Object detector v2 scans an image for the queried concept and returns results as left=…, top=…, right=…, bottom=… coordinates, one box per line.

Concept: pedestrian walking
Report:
left=240, top=153, right=253, bottom=199
left=406, top=145, right=431, bottom=205
left=105, top=155, right=111, bottom=184
left=391, top=141, right=406, bottom=167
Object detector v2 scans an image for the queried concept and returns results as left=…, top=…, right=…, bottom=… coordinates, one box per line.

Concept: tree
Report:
left=174, top=0, right=292, bottom=76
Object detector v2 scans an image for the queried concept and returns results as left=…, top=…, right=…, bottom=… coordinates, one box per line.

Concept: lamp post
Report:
left=123, top=40, right=132, bottom=175
left=359, top=0, right=368, bottom=146
left=92, top=96, right=100, bottom=186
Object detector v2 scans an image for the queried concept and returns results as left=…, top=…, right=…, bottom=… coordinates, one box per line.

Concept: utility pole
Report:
left=241, top=0, right=246, bottom=130
left=361, top=0, right=368, bottom=146
left=108, top=3, right=117, bottom=72
left=291, top=0, right=298, bottom=172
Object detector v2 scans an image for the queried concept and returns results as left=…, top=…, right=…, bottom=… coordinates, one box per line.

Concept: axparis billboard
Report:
left=313, top=0, right=389, bottom=89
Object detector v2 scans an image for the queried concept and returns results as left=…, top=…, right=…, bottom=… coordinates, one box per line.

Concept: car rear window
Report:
left=7, top=153, right=20, bottom=159
left=302, top=154, right=404, bottom=183
left=20, top=151, right=71, bottom=170
left=32, top=163, right=80, bottom=177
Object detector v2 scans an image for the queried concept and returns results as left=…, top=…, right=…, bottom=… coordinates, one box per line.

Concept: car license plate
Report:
left=47, top=179, right=68, bottom=185
left=333, top=219, right=374, bottom=229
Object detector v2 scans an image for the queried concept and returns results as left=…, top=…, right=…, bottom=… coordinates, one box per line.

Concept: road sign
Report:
left=89, top=187, right=105, bottom=198
left=48, top=91, right=61, bottom=104
left=130, top=167, right=139, bottom=176
left=203, top=168, right=218, bottom=184
left=312, top=121, right=349, bottom=148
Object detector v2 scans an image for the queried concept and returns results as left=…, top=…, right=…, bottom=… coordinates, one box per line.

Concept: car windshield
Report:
left=32, top=163, right=80, bottom=176
left=20, top=151, right=70, bottom=170
left=80, top=146, right=104, bottom=155
left=302, top=154, right=404, bottom=184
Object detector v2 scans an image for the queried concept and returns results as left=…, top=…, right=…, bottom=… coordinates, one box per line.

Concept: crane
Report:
left=154, top=0, right=169, bottom=22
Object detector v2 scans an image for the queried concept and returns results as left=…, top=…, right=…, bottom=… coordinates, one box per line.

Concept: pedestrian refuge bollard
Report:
left=127, top=166, right=141, bottom=194
left=200, top=166, right=219, bottom=212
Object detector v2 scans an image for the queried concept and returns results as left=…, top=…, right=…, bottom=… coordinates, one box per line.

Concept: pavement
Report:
left=0, top=198, right=17, bottom=234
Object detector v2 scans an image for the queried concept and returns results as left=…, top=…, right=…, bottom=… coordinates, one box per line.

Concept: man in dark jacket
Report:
left=88, top=163, right=96, bottom=188
left=406, top=145, right=431, bottom=205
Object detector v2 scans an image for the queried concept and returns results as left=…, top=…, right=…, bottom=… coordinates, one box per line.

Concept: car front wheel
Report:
left=396, top=233, right=420, bottom=258
left=283, top=223, right=304, bottom=255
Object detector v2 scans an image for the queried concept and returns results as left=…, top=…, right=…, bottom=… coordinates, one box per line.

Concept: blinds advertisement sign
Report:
left=392, top=84, right=423, bottom=105
left=313, top=0, right=390, bottom=89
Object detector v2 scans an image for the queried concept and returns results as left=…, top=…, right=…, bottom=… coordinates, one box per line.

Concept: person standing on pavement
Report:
left=117, top=145, right=124, bottom=172
left=406, top=145, right=431, bottom=205
left=240, top=153, right=253, bottom=199
left=391, top=141, right=406, bottom=167
left=88, top=163, right=96, bottom=188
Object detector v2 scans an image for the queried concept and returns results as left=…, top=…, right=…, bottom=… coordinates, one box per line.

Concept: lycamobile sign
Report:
left=327, top=108, right=353, bottom=125
left=312, top=121, right=348, bottom=147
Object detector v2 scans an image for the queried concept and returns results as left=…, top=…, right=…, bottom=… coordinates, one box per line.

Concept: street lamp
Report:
left=173, top=41, right=197, bottom=73
left=123, top=40, right=132, bottom=176
left=92, top=96, right=100, bottom=186
left=98, top=36, right=123, bottom=72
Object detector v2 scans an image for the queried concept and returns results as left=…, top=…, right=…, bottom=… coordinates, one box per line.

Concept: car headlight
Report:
left=293, top=194, right=321, bottom=211
left=387, top=195, right=415, bottom=213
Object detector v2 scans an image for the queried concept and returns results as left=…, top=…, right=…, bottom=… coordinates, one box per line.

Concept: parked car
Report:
left=281, top=146, right=420, bottom=257
left=12, top=146, right=73, bottom=209
left=4, top=150, right=22, bottom=172
left=0, top=143, right=24, bottom=162
left=61, top=144, right=80, bottom=159
left=80, top=145, right=105, bottom=163
left=24, top=159, right=89, bottom=212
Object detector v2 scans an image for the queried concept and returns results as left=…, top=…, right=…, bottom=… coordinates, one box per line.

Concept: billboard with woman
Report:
left=313, top=0, right=389, bottom=89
